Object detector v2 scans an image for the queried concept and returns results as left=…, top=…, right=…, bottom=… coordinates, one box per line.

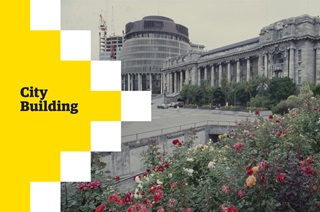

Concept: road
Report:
left=121, top=106, right=253, bottom=143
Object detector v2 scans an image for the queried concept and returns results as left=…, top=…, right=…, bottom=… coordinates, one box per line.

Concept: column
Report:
left=197, top=68, right=201, bottom=85
left=185, top=69, right=189, bottom=85
left=246, top=57, right=250, bottom=82
left=218, top=63, right=222, bottom=87
left=289, top=45, right=295, bottom=81
left=180, top=71, right=183, bottom=91
left=264, top=53, right=268, bottom=77
left=227, top=61, right=231, bottom=82
left=204, top=66, right=208, bottom=83
left=236, top=59, right=241, bottom=82
left=127, top=74, right=131, bottom=91
left=169, top=72, right=172, bottom=93
left=174, top=72, right=177, bottom=93
left=210, top=65, right=214, bottom=86
left=258, top=54, right=263, bottom=76
left=138, top=73, right=142, bottom=91
left=191, top=65, right=197, bottom=85
left=315, top=44, right=320, bottom=84
left=160, top=73, right=163, bottom=94
left=131, top=74, right=134, bottom=91
left=149, top=73, right=152, bottom=92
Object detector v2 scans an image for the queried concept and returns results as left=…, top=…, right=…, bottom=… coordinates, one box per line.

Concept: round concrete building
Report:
left=120, top=16, right=191, bottom=94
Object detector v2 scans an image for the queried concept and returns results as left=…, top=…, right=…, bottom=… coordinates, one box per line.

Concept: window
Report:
left=298, top=50, right=302, bottom=62
left=276, top=29, right=283, bottom=39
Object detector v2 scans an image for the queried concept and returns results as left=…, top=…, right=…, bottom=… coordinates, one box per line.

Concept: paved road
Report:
left=121, top=107, right=254, bottom=143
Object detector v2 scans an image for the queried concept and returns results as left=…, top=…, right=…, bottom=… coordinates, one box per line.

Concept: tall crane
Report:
left=99, top=14, right=107, bottom=32
left=99, top=14, right=108, bottom=60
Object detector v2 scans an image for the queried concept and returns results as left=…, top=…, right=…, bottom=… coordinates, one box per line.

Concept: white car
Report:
left=157, top=104, right=169, bottom=109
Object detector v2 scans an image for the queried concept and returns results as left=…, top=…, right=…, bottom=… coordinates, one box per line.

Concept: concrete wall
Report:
left=98, top=125, right=235, bottom=177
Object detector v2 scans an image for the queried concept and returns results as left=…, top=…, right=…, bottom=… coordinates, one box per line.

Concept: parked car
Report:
left=157, top=104, right=169, bottom=109
left=173, top=101, right=184, bottom=108
left=169, top=102, right=178, bottom=107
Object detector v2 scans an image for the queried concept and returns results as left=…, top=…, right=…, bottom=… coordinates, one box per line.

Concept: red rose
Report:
left=125, top=193, right=131, bottom=202
left=178, top=142, right=183, bottom=147
left=157, top=206, right=165, bottom=212
left=306, top=157, right=314, bottom=163
left=245, top=166, right=253, bottom=175
left=255, top=110, right=260, bottom=115
left=276, top=119, right=280, bottom=123
left=149, top=184, right=157, bottom=193
left=157, top=165, right=164, bottom=172
left=127, top=205, right=137, bottom=212
left=143, top=199, right=153, bottom=208
left=153, top=189, right=163, bottom=202
left=277, top=130, right=283, bottom=137
left=301, top=166, right=314, bottom=175
left=170, top=184, right=178, bottom=189
left=108, top=192, right=121, bottom=203
left=277, top=173, right=285, bottom=183
left=95, top=204, right=106, bottom=212
left=269, top=115, right=273, bottom=119
left=221, top=185, right=230, bottom=194
left=115, top=176, right=120, bottom=181
left=77, top=182, right=88, bottom=190
left=314, top=107, right=318, bottom=111
left=162, top=161, right=169, bottom=168
left=172, top=139, right=179, bottom=145
left=227, top=205, right=238, bottom=212
left=233, top=142, right=243, bottom=153
left=259, top=161, right=268, bottom=168
left=237, top=190, right=246, bottom=198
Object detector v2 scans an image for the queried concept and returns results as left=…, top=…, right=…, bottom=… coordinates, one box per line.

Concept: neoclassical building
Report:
left=120, top=16, right=191, bottom=94
left=161, top=14, right=320, bottom=94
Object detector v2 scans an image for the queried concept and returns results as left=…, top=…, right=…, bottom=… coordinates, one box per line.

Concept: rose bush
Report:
left=63, top=96, right=320, bottom=211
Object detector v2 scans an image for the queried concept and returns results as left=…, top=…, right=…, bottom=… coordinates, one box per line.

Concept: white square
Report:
left=60, top=152, right=91, bottom=182
left=30, top=0, right=60, bottom=30
left=30, top=182, right=60, bottom=212
left=91, top=121, right=121, bottom=151
left=60, top=30, right=91, bottom=61
left=91, top=61, right=121, bottom=91
left=121, top=91, right=152, bottom=121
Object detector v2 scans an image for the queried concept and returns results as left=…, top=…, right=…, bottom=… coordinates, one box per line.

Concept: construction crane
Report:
left=99, top=14, right=107, bottom=32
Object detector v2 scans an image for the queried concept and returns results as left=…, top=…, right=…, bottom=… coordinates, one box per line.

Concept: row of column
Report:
left=122, top=73, right=155, bottom=91
left=163, top=57, right=257, bottom=94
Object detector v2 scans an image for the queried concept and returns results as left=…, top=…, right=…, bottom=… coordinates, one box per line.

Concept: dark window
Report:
left=144, top=21, right=163, bottom=28
left=298, top=50, right=302, bottom=62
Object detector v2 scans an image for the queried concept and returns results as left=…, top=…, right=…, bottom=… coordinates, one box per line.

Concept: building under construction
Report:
left=99, top=14, right=123, bottom=60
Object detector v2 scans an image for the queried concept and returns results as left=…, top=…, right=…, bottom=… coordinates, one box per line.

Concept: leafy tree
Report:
left=212, top=87, right=224, bottom=105
left=268, top=77, right=295, bottom=104
left=312, top=84, right=320, bottom=96
left=180, top=84, right=197, bottom=104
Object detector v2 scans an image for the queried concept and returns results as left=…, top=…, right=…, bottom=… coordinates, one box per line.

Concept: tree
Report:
left=244, top=81, right=253, bottom=107
left=268, top=77, right=295, bottom=104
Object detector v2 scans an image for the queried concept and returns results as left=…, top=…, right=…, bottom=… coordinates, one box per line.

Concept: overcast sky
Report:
left=61, top=0, right=320, bottom=60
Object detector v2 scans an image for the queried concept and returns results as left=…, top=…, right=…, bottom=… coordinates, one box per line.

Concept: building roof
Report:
left=202, top=37, right=259, bottom=57
left=125, top=15, right=189, bottom=41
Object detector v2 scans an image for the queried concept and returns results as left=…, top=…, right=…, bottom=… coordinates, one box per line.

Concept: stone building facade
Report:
left=161, top=14, right=320, bottom=94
